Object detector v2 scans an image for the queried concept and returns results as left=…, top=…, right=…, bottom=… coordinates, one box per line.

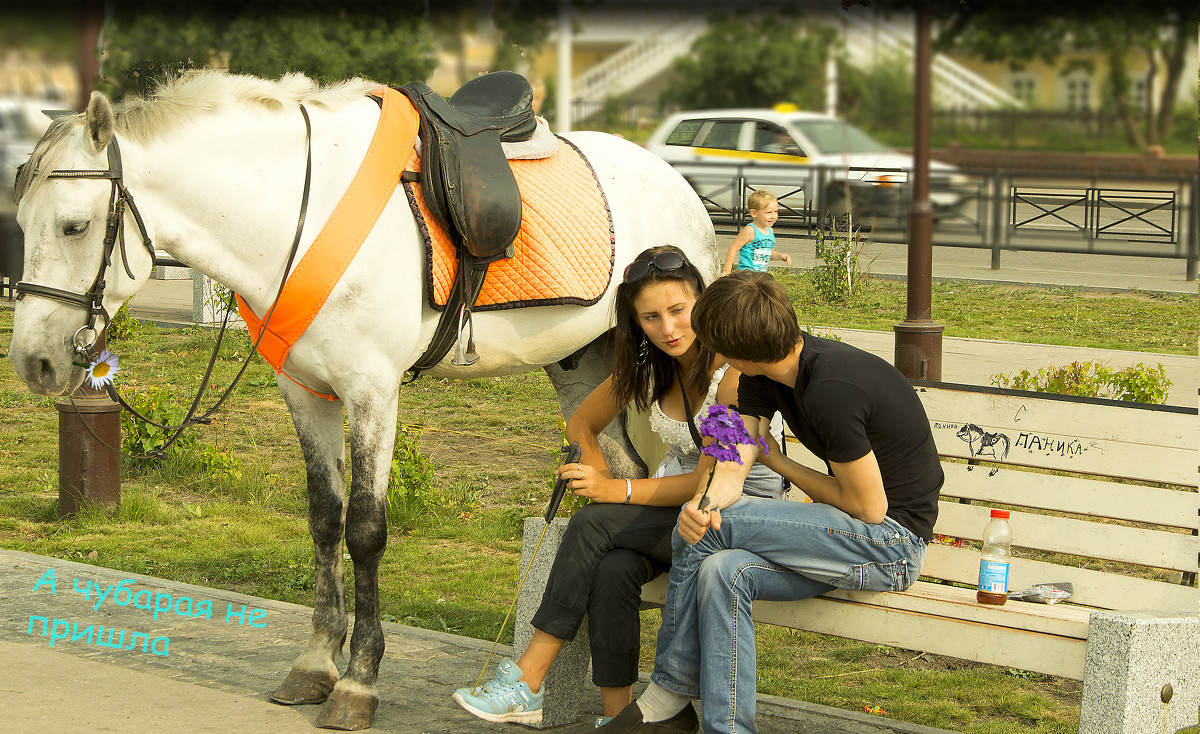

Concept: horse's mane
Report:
left=117, top=70, right=380, bottom=139
left=15, top=71, right=380, bottom=203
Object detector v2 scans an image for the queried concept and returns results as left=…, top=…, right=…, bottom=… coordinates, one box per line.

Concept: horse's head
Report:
left=9, top=92, right=155, bottom=396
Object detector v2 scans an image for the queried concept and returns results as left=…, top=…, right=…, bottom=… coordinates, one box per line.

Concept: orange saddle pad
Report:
left=403, top=138, right=615, bottom=311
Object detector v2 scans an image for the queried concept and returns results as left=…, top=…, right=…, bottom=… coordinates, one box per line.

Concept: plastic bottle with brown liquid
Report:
left=976, top=509, right=1012, bottom=606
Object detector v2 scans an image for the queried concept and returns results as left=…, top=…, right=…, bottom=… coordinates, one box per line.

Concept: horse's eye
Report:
left=62, top=221, right=90, bottom=237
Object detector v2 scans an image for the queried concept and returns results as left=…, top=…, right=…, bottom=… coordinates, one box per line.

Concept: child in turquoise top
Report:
left=722, top=189, right=792, bottom=275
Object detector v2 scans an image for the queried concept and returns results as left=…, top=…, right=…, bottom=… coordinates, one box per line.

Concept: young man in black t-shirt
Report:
left=602, top=271, right=942, bottom=734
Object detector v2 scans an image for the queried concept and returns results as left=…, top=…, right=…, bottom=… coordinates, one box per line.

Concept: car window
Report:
left=789, top=118, right=891, bottom=155
left=664, top=119, right=704, bottom=146
left=698, top=120, right=742, bottom=150
left=751, top=121, right=804, bottom=156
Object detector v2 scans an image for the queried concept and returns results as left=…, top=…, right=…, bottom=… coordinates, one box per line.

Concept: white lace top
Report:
left=648, top=364, right=729, bottom=454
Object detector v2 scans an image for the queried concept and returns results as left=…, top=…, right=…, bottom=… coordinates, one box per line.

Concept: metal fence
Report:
left=4, top=159, right=1198, bottom=300
left=930, top=108, right=1185, bottom=144
left=680, top=161, right=1199, bottom=280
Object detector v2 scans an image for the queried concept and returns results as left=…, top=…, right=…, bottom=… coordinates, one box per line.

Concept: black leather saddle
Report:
left=399, top=71, right=535, bottom=263
left=397, top=71, right=537, bottom=374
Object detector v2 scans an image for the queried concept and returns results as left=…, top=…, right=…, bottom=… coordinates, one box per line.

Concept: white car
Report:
left=1, top=98, right=53, bottom=192
left=644, top=106, right=964, bottom=225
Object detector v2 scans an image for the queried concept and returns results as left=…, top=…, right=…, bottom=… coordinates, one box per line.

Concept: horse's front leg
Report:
left=272, top=381, right=348, bottom=706
left=315, top=380, right=399, bottom=731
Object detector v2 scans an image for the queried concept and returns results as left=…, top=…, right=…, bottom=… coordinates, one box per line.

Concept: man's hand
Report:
left=677, top=466, right=743, bottom=545
left=677, top=497, right=713, bottom=546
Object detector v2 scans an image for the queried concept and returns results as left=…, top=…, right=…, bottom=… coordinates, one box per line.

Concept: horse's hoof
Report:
left=315, top=689, right=379, bottom=731
left=271, top=669, right=338, bottom=705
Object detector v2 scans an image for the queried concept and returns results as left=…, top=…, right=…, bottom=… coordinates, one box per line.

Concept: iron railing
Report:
left=678, top=160, right=1198, bottom=280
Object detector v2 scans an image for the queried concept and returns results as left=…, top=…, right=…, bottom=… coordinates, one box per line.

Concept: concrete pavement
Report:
left=1, top=549, right=949, bottom=734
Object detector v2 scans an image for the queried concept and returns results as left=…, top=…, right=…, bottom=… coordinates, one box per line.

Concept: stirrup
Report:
left=452, top=303, right=480, bottom=366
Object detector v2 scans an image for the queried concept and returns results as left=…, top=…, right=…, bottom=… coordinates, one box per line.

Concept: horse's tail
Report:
left=996, top=434, right=1011, bottom=460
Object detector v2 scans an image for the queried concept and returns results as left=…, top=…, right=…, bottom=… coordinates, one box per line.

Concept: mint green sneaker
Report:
left=452, top=657, right=543, bottom=724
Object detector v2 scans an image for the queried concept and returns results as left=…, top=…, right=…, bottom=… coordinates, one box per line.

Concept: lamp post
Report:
left=893, top=0, right=944, bottom=381
left=77, top=0, right=103, bottom=111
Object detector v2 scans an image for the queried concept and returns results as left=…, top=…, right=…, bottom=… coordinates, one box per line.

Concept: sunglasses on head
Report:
left=622, top=251, right=687, bottom=284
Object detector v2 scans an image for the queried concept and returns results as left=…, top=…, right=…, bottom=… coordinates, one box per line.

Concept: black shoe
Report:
left=599, top=701, right=699, bottom=734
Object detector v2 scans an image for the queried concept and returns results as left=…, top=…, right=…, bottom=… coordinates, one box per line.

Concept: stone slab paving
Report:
left=1, top=549, right=949, bottom=734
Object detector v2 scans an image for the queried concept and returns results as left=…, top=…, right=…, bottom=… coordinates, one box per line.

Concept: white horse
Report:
left=8, top=71, right=717, bottom=731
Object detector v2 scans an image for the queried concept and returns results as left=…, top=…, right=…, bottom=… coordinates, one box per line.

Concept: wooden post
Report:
left=56, top=333, right=122, bottom=517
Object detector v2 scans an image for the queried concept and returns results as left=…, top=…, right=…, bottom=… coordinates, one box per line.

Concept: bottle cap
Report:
left=990, top=509, right=1010, bottom=519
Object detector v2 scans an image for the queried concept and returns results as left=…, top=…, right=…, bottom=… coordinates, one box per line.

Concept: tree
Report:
left=662, top=12, right=838, bottom=111
left=489, top=0, right=560, bottom=74
left=97, top=1, right=437, bottom=100
left=837, top=52, right=914, bottom=140
left=924, top=0, right=1196, bottom=147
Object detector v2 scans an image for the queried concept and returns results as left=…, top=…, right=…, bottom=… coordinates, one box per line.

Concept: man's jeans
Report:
left=649, top=497, right=927, bottom=734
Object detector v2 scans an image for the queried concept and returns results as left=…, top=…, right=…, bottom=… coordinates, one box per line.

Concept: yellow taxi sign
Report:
left=772, top=102, right=799, bottom=113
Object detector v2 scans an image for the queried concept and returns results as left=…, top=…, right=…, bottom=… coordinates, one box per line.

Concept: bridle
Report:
left=15, top=136, right=156, bottom=363
left=14, top=107, right=315, bottom=459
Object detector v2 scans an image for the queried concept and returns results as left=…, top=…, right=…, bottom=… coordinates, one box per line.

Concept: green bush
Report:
left=991, top=361, right=1171, bottom=404
left=120, top=383, right=199, bottom=459
left=385, top=424, right=438, bottom=532
left=808, top=226, right=868, bottom=304
left=106, top=298, right=140, bottom=341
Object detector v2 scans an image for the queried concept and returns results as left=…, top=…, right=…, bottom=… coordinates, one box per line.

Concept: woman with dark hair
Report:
left=453, top=246, right=784, bottom=729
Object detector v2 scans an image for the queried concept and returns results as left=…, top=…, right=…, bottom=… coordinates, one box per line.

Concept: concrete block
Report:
left=192, top=270, right=244, bottom=327
left=1079, top=610, right=1199, bottom=734
left=154, top=264, right=192, bottom=280
left=515, top=516, right=591, bottom=729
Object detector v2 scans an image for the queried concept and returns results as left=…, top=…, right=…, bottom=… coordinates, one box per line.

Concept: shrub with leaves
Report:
left=808, top=226, right=869, bottom=304
left=106, top=298, right=140, bottom=341
left=193, top=443, right=243, bottom=483
left=120, top=383, right=198, bottom=459
left=385, top=424, right=438, bottom=533
left=991, top=361, right=1171, bottom=404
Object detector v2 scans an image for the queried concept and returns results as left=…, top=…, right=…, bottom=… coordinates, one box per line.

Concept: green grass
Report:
left=1, top=283, right=1196, bottom=734
left=771, top=272, right=1196, bottom=355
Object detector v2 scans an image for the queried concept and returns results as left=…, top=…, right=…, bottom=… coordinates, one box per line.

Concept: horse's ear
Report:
left=84, top=91, right=115, bottom=153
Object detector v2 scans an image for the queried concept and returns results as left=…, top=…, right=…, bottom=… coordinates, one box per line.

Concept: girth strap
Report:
left=235, top=87, right=419, bottom=382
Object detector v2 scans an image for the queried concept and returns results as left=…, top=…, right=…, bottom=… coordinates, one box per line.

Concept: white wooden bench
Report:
left=638, top=383, right=1190, bottom=734
left=519, top=381, right=1199, bottom=733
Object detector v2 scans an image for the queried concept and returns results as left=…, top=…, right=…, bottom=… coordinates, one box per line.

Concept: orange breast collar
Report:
left=235, top=88, right=419, bottom=400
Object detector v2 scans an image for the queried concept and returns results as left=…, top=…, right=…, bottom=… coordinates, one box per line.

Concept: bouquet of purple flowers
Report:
left=696, top=404, right=769, bottom=511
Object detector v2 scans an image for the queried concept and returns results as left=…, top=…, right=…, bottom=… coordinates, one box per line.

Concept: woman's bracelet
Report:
left=623, top=479, right=632, bottom=505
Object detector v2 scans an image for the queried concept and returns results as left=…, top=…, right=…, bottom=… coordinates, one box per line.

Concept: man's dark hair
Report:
left=692, top=270, right=800, bottom=363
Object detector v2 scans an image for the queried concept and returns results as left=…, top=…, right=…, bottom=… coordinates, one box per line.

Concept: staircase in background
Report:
left=839, top=12, right=1023, bottom=110
left=570, top=13, right=706, bottom=117
left=565, top=9, right=1022, bottom=120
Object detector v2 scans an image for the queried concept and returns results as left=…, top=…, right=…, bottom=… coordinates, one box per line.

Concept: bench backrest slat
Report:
left=939, top=463, right=1198, bottom=530
left=921, top=544, right=1199, bottom=612
left=914, top=383, right=1196, bottom=486
left=933, top=501, right=1197, bottom=574
left=772, top=380, right=1198, bottom=613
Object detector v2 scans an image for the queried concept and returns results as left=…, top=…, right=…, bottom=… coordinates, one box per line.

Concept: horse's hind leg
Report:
left=271, top=381, right=348, bottom=706
left=315, top=381, right=399, bottom=731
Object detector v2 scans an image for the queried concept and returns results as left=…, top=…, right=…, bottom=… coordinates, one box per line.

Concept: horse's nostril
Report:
left=37, top=358, right=57, bottom=386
